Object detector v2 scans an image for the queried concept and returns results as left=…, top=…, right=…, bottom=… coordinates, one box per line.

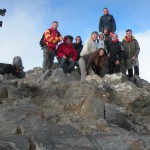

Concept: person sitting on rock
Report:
left=0, top=56, right=25, bottom=78
left=79, top=48, right=105, bottom=83
left=107, top=33, right=124, bottom=74
left=56, top=35, right=77, bottom=73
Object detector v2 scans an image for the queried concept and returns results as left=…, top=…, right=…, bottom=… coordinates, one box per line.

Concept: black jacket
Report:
left=107, top=41, right=124, bottom=62
left=99, top=14, right=116, bottom=33
left=73, top=42, right=83, bottom=60
left=104, top=34, right=112, bottom=50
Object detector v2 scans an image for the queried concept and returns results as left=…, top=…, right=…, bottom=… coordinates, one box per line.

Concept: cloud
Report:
left=0, top=2, right=45, bottom=71
left=135, top=30, right=150, bottom=82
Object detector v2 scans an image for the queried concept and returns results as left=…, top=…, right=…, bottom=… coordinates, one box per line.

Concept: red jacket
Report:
left=57, top=37, right=77, bottom=61
left=44, top=27, right=62, bottom=51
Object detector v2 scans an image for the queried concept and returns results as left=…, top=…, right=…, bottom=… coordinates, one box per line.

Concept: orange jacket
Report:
left=44, top=27, right=62, bottom=51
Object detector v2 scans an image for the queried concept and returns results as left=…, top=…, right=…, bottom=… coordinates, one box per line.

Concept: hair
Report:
left=66, top=35, right=73, bottom=41
left=52, top=21, right=58, bottom=24
left=75, top=36, right=81, bottom=40
left=91, top=31, right=99, bottom=36
left=103, top=7, right=108, bottom=10
left=126, top=29, right=132, bottom=33
left=93, top=48, right=105, bottom=68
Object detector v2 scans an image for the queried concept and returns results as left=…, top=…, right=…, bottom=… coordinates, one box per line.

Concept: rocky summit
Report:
left=0, top=66, right=150, bottom=150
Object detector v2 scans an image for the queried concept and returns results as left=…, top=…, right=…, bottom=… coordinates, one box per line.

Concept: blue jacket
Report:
left=99, top=14, right=116, bottom=33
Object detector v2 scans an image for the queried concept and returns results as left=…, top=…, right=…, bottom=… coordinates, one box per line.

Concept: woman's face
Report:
left=66, top=38, right=72, bottom=44
left=99, top=50, right=104, bottom=56
left=99, top=34, right=104, bottom=40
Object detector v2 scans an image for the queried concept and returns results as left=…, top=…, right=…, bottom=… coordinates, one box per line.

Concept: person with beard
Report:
left=107, top=33, right=124, bottom=74
left=99, top=8, right=116, bottom=34
left=57, top=35, right=77, bottom=73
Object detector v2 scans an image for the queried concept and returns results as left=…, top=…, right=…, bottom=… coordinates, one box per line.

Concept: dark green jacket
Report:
left=122, top=36, right=140, bottom=59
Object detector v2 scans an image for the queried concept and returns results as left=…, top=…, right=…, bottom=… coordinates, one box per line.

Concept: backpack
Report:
left=39, top=29, right=52, bottom=49
left=39, top=34, right=45, bottom=49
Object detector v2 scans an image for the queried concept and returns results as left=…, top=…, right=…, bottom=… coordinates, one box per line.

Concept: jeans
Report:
left=59, top=58, right=75, bottom=73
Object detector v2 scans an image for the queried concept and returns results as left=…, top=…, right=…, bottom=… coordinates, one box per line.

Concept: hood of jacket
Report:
left=99, top=32, right=105, bottom=41
left=123, top=36, right=135, bottom=42
left=63, top=36, right=74, bottom=46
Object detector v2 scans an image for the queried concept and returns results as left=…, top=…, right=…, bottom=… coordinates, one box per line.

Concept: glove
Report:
left=53, top=40, right=56, bottom=44
left=55, top=37, right=58, bottom=41
left=48, top=37, right=53, bottom=42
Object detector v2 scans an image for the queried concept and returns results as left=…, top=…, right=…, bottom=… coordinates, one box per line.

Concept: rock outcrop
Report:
left=0, top=66, right=150, bottom=150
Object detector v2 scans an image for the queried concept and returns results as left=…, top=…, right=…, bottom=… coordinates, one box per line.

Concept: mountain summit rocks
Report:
left=0, top=67, right=150, bottom=150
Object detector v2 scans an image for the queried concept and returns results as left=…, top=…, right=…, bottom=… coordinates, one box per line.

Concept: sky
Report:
left=0, top=0, right=150, bottom=82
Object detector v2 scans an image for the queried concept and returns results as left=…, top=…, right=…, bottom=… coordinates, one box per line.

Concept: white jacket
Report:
left=80, top=38, right=97, bottom=56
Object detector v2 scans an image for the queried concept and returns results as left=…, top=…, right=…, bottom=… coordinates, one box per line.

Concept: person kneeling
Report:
left=57, top=35, right=77, bottom=73
left=79, top=48, right=105, bottom=83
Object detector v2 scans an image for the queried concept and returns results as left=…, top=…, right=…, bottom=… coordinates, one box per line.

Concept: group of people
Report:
left=41, top=7, right=140, bottom=83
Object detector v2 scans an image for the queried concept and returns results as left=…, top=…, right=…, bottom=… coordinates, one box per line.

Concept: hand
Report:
left=69, top=57, right=73, bottom=61
left=115, top=60, right=120, bottom=65
left=55, top=37, right=58, bottom=41
left=132, top=56, right=136, bottom=61
left=108, top=53, right=110, bottom=57
left=48, top=37, right=53, bottom=42
left=62, top=55, right=67, bottom=59
left=53, top=40, right=56, bottom=44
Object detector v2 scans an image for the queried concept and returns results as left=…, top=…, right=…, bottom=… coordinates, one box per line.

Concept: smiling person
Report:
left=57, top=35, right=77, bottom=73
left=79, top=31, right=99, bottom=79
left=122, top=29, right=140, bottom=81
left=79, top=48, right=105, bottom=83
left=107, top=33, right=124, bottom=74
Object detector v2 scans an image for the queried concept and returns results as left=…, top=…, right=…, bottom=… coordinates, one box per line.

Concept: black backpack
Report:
left=39, top=29, right=52, bottom=49
left=39, top=34, right=45, bottom=49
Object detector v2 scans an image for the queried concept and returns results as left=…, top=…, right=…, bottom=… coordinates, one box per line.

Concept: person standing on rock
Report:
left=79, top=31, right=99, bottom=80
left=122, top=29, right=140, bottom=81
left=99, top=8, right=116, bottom=34
left=103, top=27, right=112, bottom=51
left=79, top=48, right=105, bottom=83
left=107, top=33, right=124, bottom=74
left=56, top=35, right=77, bottom=73
left=42, top=21, right=63, bottom=72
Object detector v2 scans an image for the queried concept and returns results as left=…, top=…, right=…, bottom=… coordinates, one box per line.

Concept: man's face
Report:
left=76, top=37, right=81, bottom=44
left=103, top=9, right=109, bottom=15
left=112, top=34, right=118, bottom=40
left=91, top=33, right=98, bottom=41
left=52, top=22, right=58, bottom=30
left=126, top=31, right=132, bottom=38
